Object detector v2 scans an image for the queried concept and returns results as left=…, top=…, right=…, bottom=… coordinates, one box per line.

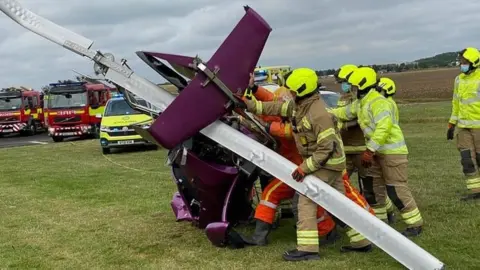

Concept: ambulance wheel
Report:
left=102, top=147, right=111, bottom=155
left=52, top=136, right=63, bottom=143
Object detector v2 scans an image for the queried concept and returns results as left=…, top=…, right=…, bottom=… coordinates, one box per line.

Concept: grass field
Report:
left=1, top=101, right=479, bottom=269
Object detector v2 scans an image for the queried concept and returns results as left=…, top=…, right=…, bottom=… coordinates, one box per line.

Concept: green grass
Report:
left=0, top=101, right=479, bottom=269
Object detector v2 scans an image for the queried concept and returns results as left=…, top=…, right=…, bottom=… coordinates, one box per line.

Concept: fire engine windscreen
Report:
left=49, top=92, right=87, bottom=109
left=0, top=97, right=22, bottom=111
left=104, top=99, right=147, bottom=116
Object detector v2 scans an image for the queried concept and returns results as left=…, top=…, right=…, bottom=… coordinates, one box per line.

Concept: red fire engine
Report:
left=0, top=86, right=45, bottom=136
left=45, top=81, right=113, bottom=142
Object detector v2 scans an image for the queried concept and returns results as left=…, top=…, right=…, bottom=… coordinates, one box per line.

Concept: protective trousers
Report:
left=296, top=169, right=371, bottom=253
left=366, top=154, right=423, bottom=228
left=255, top=178, right=335, bottom=236
left=292, top=171, right=375, bottom=220
left=456, top=128, right=480, bottom=194
left=347, top=153, right=395, bottom=220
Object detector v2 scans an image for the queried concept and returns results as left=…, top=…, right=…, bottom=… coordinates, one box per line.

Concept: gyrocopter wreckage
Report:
left=0, top=1, right=445, bottom=269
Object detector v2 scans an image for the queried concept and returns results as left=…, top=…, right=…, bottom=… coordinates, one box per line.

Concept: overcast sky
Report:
left=0, top=0, right=479, bottom=90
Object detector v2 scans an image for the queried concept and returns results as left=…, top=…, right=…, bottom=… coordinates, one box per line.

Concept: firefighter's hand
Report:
left=247, top=73, right=259, bottom=93
left=361, top=149, right=375, bottom=168
left=291, top=167, right=306, bottom=182
left=447, top=123, right=455, bottom=140
left=248, top=73, right=255, bottom=88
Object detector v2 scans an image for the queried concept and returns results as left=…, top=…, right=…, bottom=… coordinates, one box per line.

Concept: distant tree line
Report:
left=315, top=52, right=460, bottom=76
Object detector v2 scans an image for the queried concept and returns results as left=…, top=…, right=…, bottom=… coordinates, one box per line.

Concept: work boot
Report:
left=319, top=227, right=341, bottom=246
left=240, top=219, right=272, bottom=246
left=460, top=193, right=480, bottom=201
left=340, top=244, right=373, bottom=253
left=282, top=249, right=320, bottom=261
left=401, top=226, right=422, bottom=237
left=387, top=211, right=396, bottom=224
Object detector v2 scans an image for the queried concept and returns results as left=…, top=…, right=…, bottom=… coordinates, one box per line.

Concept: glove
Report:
left=291, top=167, right=306, bottom=182
left=243, top=88, right=254, bottom=100
left=447, top=123, right=455, bottom=140
left=361, top=149, right=374, bottom=168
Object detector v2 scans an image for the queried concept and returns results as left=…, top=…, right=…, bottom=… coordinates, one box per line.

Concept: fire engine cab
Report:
left=0, top=86, right=45, bottom=136
left=45, top=81, right=113, bottom=142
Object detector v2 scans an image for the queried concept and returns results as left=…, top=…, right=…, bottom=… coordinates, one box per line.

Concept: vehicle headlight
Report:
left=100, top=125, right=109, bottom=132
left=140, top=123, right=151, bottom=129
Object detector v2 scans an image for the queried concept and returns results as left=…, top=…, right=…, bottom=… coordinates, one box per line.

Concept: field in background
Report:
left=322, top=67, right=458, bottom=103
left=159, top=67, right=460, bottom=103
left=1, top=101, right=479, bottom=269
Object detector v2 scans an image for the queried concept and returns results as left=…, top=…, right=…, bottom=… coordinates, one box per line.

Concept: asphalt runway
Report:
left=0, top=132, right=52, bottom=148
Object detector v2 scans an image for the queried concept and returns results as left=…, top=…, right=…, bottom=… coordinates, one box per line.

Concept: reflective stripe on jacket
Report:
left=449, top=69, right=480, bottom=128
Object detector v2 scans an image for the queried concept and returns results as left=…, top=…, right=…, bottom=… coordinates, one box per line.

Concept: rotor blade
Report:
left=0, top=0, right=93, bottom=52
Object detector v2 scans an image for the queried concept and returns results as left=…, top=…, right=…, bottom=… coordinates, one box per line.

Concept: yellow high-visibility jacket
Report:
left=449, top=68, right=480, bottom=128
left=329, top=90, right=408, bottom=155
left=386, top=96, right=399, bottom=124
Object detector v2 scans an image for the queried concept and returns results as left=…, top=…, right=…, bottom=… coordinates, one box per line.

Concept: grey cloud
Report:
left=0, top=0, right=479, bottom=89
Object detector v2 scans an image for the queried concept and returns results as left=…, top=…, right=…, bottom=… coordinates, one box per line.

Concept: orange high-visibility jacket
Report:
left=252, top=86, right=303, bottom=165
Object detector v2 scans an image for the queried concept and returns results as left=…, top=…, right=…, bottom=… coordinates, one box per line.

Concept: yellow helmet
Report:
left=334, top=64, right=358, bottom=82
left=459, top=47, right=480, bottom=68
left=377, top=77, right=396, bottom=96
left=347, top=67, right=377, bottom=92
left=284, top=68, right=318, bottom=97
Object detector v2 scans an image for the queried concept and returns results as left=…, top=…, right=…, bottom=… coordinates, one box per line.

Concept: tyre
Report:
left=28, top=122, right=37, bottom=136
left=52, top=136, right=63, bottom=142
left=148, top=144, right=159, bottom=150
left=92, top=125, right=100, bottom=139
left=102, top=147, right=111, bottom=154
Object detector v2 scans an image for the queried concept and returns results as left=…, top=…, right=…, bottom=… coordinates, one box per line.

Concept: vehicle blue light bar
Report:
left=112, top=93, right=124, bottom=98
left=49, top=81, right=86, bottom=87
left=254, top=70, right=267, bottom=76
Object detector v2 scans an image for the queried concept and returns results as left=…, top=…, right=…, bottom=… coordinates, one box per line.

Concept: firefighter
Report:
left=375, top=77, right=400, bottom=220
left=243, top=68, right=372, bottom=261
left=240, top=80, right=339, bottom=247
left=330, top=66, right=423, bottom=237
left=448, top=47, right=480, bottom=201
left=334, top=65, right=366, bottom=175
left=332, top=65, right=396, bottom=224
left=377, top=77, right=399, bottom=121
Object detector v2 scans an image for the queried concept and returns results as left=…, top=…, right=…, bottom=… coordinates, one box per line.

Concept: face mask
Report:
left=341, top=82, right=351, bottom=93
left=460, top=64, right=470, bottom=73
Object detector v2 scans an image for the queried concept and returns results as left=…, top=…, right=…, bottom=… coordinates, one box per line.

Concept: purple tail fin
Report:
left=140, top=6, right=271, bottom=149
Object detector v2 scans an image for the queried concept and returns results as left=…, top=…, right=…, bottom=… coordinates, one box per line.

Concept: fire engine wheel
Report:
left=28, top=122, right=36, bottom=136
left=52, top=136, right=64, bottom=143
left=102, top=147, right=111, bottom=155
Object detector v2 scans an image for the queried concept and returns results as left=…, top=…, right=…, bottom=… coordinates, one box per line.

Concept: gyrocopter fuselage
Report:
left=0, top=1, right=445, bottom=269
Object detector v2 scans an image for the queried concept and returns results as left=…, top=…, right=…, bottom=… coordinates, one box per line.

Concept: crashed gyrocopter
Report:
left=0, top=1, right=445, bottom=269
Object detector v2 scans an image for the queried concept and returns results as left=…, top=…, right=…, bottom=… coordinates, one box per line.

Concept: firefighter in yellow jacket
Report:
left=333, top=65, right=396, bottom=224
left=334, top=65, right=366, bottom=177
left=243, top=67, right=372, bottom=261
left=448, top=47, right=480, bottom=201
left=330, top=67, right=423, bottom=237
